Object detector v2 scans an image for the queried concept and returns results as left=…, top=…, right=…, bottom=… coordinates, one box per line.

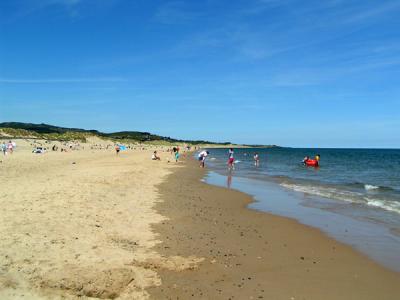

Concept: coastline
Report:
left=1, top=143, right=399, bottom=299
left=149, top=156, right=400, bottom=299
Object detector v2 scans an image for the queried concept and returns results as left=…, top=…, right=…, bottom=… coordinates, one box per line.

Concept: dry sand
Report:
left=0, top=141, right=200, bottom=299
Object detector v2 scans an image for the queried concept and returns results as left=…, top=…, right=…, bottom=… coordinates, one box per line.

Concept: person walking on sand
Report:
left=228, top=148, right=235, bottom=170
left=175, top=149, right=180, bottom=162
left=7, top=141, right=13, bottom=154
left=115, top=144, right=120, bottom=156
left=254, top=152, right=260, bottom=167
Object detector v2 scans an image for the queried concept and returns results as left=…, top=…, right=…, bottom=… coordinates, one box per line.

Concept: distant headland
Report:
left=0, top=122, right=279, bottom=148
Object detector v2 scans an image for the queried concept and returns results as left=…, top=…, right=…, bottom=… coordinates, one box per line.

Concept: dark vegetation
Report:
left=0, top=122, right=231, bottom=144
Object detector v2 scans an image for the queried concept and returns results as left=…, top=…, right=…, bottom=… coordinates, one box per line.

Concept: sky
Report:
left=0, top=0, right=399, bottom=147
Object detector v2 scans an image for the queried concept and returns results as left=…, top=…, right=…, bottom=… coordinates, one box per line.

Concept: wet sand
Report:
left=149, top=157, right=400, bottom=300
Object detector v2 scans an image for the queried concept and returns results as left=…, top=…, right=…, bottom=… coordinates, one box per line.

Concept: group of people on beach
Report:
left=228, top=148, right=260, bottom=170
left=1, top=140, right=16, bottom=155
left=197, top=148, right=261, bottom=169
left=198, top=148, right=322, bottom=170
left=150, top=146, right=184, bottom=162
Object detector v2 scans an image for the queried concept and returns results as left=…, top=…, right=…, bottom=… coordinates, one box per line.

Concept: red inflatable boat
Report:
left=305, top=159, right=319, bottom=167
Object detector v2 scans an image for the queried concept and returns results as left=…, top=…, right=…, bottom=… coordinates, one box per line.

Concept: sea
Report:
left=200, top=148, right=400, bottom=272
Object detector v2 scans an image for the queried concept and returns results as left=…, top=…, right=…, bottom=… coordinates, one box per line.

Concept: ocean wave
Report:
left=365, top=198, right=400, bottom=214
left=280, top=182, right=400, bottom=215
left=364, top=184, right=379, bottom=191
left=280, top=183, right=363, bottom=203
left=348, top=182, right=396, bottom=192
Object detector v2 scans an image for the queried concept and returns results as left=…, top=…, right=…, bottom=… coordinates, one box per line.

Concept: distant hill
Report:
left=0, top=122, right=231, bottom=145
left=0, top=122, right=100, bottom=135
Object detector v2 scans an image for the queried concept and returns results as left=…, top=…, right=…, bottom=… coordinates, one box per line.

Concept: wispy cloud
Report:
left=169, top=0, right=400, bottom=64
left=265, top=56, right=400, bottom=88
left=1, top=0, right=119, bottom=23
left=267, top=71, right=324, bottom=87
left=339, top=1, right=400, bottom=24
left=0, top=77, right=127, bottom=84
left=242, top=0, right=294, bottom=15
left=153, top=1, right=203, bottom=24
left=6, top=0, right=82, bottom=20
left=171, top=23, right=312, bottom=62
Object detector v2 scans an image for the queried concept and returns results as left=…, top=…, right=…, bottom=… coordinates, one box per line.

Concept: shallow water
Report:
left=201, top=147, right=400, bottom=272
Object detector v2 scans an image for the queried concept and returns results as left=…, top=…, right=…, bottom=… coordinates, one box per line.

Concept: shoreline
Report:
left=149, top=156, right=400, bottom=299
left=205, top=170, right=400, bottom=273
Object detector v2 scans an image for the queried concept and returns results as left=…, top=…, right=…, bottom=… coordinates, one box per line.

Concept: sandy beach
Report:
left=3, top=0, right=399, bottom=298
left=0, top=141, right=200, bottom=299
left=1, top=142, right=400, bottom=299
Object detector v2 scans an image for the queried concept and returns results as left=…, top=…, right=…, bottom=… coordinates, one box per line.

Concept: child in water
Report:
left=302, top=156, right=310, bottom=164
left=254, top=153, right=260, bottom=167
left=228, top=148, right=235, bottom=170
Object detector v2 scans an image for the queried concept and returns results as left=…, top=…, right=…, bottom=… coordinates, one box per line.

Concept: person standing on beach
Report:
left=172, top=146, right=177, bottom=161
left=254, top=153, right=260, bottom=167
left=175, top=149, right=180, bottom=162
left=1, top=142, right=6, bottom=155
left=228, top=148, right=235, bottom=170
left=115, top=144, right=120, bottom=155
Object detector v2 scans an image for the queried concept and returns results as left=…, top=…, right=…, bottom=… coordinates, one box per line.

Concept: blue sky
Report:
left=0, top=0, right=399, bottom=147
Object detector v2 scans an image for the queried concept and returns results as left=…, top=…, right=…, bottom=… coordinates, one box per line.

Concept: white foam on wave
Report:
left=365, top=184, right=379, bottom=191
left=280, top=183, right=400, bottom=215
left=365, top=198, right=400, bottom=214
left=280, top=183, right=361, bottom=203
